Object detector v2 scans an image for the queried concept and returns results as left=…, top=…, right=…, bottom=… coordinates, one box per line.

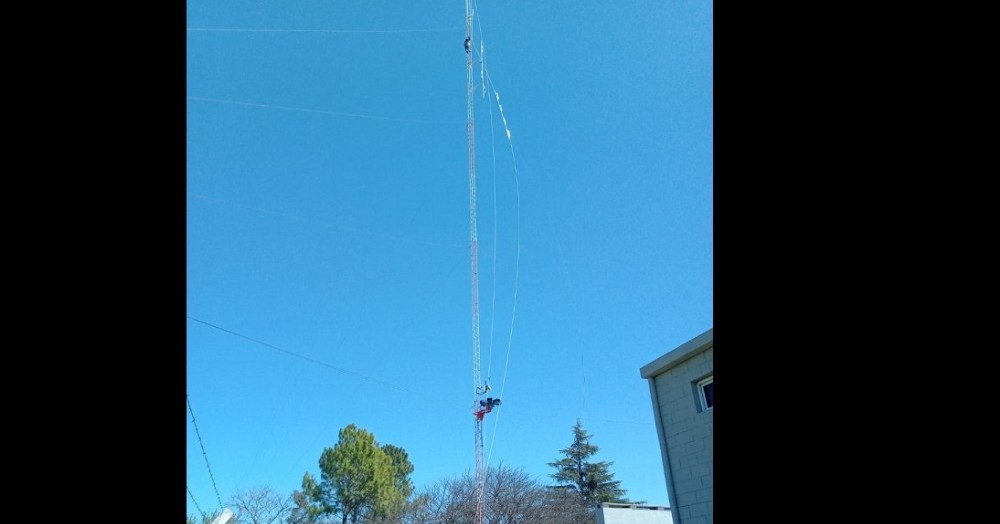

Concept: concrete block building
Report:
left=639, top=328, right=713, bottom=524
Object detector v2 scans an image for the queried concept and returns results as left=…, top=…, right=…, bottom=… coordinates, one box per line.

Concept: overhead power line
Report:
left=187, top=27, right=460, bottom=33
left=188, top=96, right=462, bottom=125
left=188, top=395, right=225, bottom=511
left=188, top=486, right=207, bottom=521
left=186, top=316, right=421, bottom=398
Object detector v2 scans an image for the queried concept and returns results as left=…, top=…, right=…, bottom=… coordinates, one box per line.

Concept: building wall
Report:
left=649, top=342, right=712, bottom=524
left=595, top=503, right=673, bottom=524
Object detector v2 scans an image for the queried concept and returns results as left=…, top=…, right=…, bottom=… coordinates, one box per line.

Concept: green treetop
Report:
left=547, top=419, right=632, bottom=506
left=300, top=424, right=413, bottom=524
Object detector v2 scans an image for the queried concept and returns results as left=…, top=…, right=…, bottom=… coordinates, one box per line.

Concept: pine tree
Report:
left=300, top=424, right=411, bottom=524
left=548, top=419, right=631, bottom=506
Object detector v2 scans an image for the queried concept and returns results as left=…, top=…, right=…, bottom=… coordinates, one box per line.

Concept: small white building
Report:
left=596, top=502, right=673, bottom=524
left=640, top=328, right=713, bottom=524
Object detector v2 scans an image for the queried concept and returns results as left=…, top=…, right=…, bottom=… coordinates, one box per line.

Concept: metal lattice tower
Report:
left=464, top=2, right=486, bottom=524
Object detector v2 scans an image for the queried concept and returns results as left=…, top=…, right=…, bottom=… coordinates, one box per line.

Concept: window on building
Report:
left=697, top=375, right=713, bottom=411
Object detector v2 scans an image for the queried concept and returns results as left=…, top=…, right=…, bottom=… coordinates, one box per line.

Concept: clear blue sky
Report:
left=187, top=0, right=712, bottom=518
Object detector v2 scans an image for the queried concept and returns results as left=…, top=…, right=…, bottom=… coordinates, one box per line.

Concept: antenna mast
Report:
left=464, top=2, right=487, bottom=523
